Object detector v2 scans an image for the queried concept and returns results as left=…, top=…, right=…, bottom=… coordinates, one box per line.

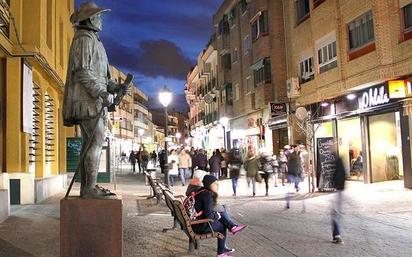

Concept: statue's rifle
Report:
left=65, top=74, right=134, bottom=199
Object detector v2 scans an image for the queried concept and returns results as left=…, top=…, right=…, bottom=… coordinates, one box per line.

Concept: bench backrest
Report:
left=173, top=199, right=196, bottom=238
left=146, top=174, right=158, bottom=192
left=163, top=190, right=176, bottom=215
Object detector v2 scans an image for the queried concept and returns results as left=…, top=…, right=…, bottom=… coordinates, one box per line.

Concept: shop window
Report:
left=317, top=41, right=337, bottom=73
left=296, top=0, right=310, bottom=25
left=299, top=56, right=314, bottom=83
left=348, top=11, right=375, bottom=53
left=243, top=35, right=251, bottom=55
left=251, top=11, right=269, bottom=41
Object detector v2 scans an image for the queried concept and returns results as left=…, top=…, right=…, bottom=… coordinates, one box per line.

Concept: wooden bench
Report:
left=172, top=199, right=224, bottom=253
left=145, top=172, right=162, bottom=204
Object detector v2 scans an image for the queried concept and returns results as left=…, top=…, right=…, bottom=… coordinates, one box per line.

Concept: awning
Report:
left=250, top=59, right=264, bottom=70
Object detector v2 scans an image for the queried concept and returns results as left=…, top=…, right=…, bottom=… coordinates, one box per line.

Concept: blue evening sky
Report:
left=74, top=0, right=223, bottom=112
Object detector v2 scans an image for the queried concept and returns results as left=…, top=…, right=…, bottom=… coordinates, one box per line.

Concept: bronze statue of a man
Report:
left=63, top=2, right=120, bottom=199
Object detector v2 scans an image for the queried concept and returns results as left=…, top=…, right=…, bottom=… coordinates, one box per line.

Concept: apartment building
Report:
left=212, top=0, right=287, bottom=154
left=0, top=0, right=75, bottom=222
left=133, top=85, right=151, bottom=150
left=151, top=110, right=187, bottom=147
left=283, top=0, right=412, bottom=189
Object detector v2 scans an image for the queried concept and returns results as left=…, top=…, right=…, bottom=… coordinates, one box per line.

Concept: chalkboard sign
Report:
left=317, top=137, right=337, bottom=191
left=66, top=137, right=82, bottom=172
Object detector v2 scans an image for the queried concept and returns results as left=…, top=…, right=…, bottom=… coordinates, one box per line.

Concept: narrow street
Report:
left=1, top=170, right=411, bottom=257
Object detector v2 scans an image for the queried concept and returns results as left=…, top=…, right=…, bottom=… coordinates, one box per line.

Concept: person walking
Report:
left=260, top=151, right=274, bottom=196
left=167, top=149, right=179, bottom=186
left=189, top=147, right=197, bottom=178
left=178, top=148, right=192, bottom=186
left=129, top=150, right=137, bottom=173
left=285, top=145, right=304, bottom=209
left=278, top=150, right=288, bottom=186
left=332, top=156, right=346, bottom=244
left=244, top=149, right=259, bottom=197
left=195, top=149, right=208, bottom=171
left=220, top=150, right=228, bottom=178
left=158, top=150, right=165, bottom=174
left=150, top=150, right=157, bottom=166
left=272, top=154, right=279, bottom=187
left=140, top=147, right=150, bottom=173
left=136, top=148, right=142, bottom=173
left=209, top=149, right=222, bottom=179
left=228, top=149, right=242, bottom=196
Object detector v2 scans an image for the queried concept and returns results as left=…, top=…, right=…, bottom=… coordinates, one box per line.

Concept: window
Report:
left=226, top=84, right=233, bottom=105
left=313, top=0, right=326, bottom=8
left=228, top=7, right=237, bottom=27
left=348, top=11, right=374, bottom=51
left=234, top=84, right=240, bottom=101
left=221, top=54, right=231, bottom=70
left=299, top=57, right=314, bottom=83
left=232, top=48, right=239, bottom=63
left=296, top=0, right=310, bottom=24
left=218, top=15, right=230, bottom=35
left=47, top=0, right=53, bottom=49
left=240, top=0, right=248, bottom=14
left=253, top=58, right=271, bottom=86
left=251, top=11, right=269, bottom=41
left=317, top=41, right=337, bottom=73
left=403, top=3, right=412, bottom=31
left=243, top=35, right=251, bottom=54
left=246, top=76, right=252, bottom=94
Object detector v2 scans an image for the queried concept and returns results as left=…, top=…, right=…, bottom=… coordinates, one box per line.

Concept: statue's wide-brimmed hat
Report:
left=70, top=1, right=110, bottom=24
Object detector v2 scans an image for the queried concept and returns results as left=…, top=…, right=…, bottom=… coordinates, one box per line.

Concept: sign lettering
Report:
left=358, top=85, right=390, bottom=109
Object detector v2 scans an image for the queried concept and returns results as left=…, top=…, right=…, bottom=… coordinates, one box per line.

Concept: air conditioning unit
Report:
left=287, top=77, right=301, bottom=98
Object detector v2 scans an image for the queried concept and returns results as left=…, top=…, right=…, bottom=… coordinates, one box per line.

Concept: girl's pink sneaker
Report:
left=230, top=224, right=247, bottom=235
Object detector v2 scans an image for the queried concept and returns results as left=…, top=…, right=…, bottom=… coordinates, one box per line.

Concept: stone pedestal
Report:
left=60, top=198, right=122, bottom=257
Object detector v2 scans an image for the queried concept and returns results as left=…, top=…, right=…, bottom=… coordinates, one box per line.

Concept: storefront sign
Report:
left=269, top=102, right=287, bottom=117
left=358, top=85, right=390, bottom=110
left=388, top=80, right=407, bottom=98
left=316, top=137, right=337, bottom=190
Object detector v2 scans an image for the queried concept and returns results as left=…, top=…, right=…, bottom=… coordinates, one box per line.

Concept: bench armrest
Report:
left=190, top=219, right=213, bottom=225
left=174, top=194, right=185, bottom=199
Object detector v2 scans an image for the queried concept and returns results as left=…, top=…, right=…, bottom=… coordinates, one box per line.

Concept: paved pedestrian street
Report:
left=0, top=171, right=411, bottom=257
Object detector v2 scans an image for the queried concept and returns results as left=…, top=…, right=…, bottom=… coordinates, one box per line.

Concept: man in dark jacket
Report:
left=195, top=149, right=208, bottom=171
left=209, top=149, right=222, bottom=179
left=285, top=145, right=304, bottom=209
left=332, top=156, right=346, bottom=244
left=129, top=150, right=136, bottom=173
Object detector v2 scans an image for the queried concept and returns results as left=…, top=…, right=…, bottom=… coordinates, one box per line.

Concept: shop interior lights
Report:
left=321, top=102, right=329, bottom=107
left=346, top=93, right=357, bottom=100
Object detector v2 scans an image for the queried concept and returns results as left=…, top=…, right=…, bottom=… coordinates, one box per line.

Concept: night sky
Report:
left=74, top=0, right=223, bottom=112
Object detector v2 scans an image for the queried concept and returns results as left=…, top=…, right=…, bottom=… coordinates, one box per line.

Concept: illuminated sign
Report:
left=358, top=85, right=390, bottom=109
left=388, top=80, right=407, bottom=98
left=269, top=102, right=287, bottom=117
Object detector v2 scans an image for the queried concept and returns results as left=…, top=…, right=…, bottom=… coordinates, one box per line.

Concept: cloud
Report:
left=103, top=37, right=194, bottom=80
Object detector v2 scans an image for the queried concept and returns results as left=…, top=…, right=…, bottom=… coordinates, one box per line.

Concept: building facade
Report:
left=283, top=0, right=412, bottom=189
left=0, top=0, right=75, bottom=221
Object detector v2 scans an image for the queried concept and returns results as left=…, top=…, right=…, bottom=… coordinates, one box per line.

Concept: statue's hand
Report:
left=100, top=91, right=113, bottom=107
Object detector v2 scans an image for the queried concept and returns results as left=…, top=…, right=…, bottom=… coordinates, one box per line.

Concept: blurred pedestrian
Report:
left=150, top=150, right=157, bottom=166
left=244, top=148, right=259, bottom=197
left=140, top=147, right=150, bottom=173
left=189, top=147, right=197, bottom=178
left=178, top=148, right=192, bottom=186
left=158, top=150, right=165, bottom=173
left=195, top=149, right=208, bottom=171
left=332, top=156, right=346, bottom=244
left=228, top=148, right=242, bottom=196
left=272, top=154, right=279, bottom=187
left=185, top=169, right=206, bottom=196
left=136, top=148, right=142, bottom=173
left=209, top=149, right=222, bottom=179
left=278, top=150, right=288, bottom=186
left=285, top=145, right=304, bottom=209
left=129, top=150, right=136, bottom=173
left=168, top=149, right=179, bottom=187
left=260, top=150, right=274, bottom=196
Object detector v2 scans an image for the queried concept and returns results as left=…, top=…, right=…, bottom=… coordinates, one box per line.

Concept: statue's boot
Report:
left=81, top=186, right=117, bottom=199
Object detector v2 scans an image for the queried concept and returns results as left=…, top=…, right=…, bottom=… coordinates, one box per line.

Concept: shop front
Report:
left=268, top=102, right=289, bottom=155
left=310, top=81, right=412, bottom=189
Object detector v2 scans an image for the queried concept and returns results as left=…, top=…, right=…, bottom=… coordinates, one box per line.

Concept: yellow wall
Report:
left=3, top=0, right=74, bottom=178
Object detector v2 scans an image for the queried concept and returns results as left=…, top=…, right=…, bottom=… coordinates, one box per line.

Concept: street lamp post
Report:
left=159, top=85, right=172, bottom=186
left=220, top=117, right=229, bottom=150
